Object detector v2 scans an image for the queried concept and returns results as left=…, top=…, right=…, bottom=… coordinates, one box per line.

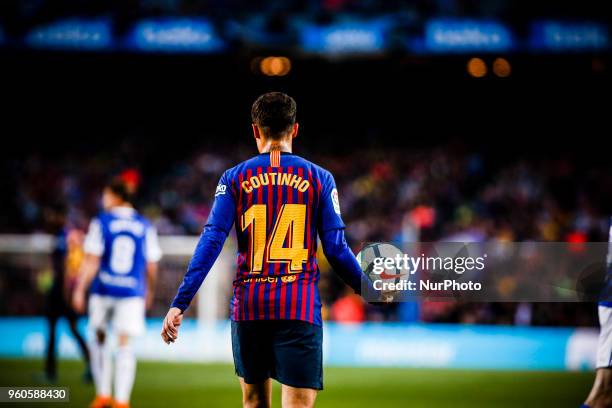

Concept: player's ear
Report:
left=252, top=124, right=262, bottom=140
left=291, top=123, right=299, bottom=139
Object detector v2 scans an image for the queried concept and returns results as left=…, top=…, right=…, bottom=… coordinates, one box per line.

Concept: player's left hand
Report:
left=367, top=288, right=400, bottom=305
left=161, top=307, right=183, bottom=344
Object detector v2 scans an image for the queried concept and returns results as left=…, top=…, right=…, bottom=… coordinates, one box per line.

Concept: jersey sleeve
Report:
left=83, top=217, right=104, bottom=256
left=317, top=171, right=346, bottom=233
left=206, top=170, right=237, bottom=233
left=145, top=225, right=163, bottom=263
left=170, top=171, right=236, bottom=312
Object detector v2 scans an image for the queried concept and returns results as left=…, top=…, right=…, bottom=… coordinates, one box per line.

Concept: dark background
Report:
left=0, top=0, right=610, bottom=324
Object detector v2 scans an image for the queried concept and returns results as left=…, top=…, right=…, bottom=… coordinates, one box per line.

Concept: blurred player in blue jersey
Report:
left=583, top=218, right=612, bottom=408
left=73, top=179, right=162, bottom=408
left=162, top=92, right=375, bottom=408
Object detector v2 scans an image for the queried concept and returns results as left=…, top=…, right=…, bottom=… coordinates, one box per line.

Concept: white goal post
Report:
left=0, top=234, right=235, bottom=323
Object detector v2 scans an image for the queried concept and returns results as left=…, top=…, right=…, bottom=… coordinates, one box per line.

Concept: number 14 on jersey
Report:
left=241, top=204, right=308, bottom=273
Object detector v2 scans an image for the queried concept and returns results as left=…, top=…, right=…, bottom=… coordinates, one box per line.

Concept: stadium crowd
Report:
left=2, top=141, right=610, bottom=326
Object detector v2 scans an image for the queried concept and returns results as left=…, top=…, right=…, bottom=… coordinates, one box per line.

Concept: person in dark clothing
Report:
left=43, top=203, right=91, bottom=382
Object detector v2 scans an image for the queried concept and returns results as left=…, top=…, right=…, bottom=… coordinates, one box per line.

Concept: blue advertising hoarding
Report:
left=25, top=19, right=112, bottom=50
left=127, top=18, right=225, bottom=53
left=530, top=21, right=609, bottom=51
left=421, top=18, right=515, bottom=53
left=300, top=20, right=390, bottom=55
left=0, top=318, right=597, bottom=371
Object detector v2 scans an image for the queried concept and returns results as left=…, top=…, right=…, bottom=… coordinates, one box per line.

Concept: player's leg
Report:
left=112, top=296, right=146, bottom=408
left=113, top=333, right=136, bottom=408
left=281, top=385, right=317, bottom=408
left=584, top=368, right=612, bottom=408
left=584, top=305, right=612, bottom=408
left=239, top=377, right=272, bottom=408
left=66, top=306, right=92, bottom=381
left=272, top=320, right=323, bottom=408
left=232, top=321, right=275, bottom=408
left=88, top=295, right=113, bottom=408
left=44, top=313, right=58, bottom=381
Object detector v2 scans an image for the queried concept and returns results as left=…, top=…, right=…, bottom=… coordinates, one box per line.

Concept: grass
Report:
left=0, top=358, right=594, bottom=407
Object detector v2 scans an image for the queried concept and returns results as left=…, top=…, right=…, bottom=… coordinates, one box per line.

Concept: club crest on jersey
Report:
left=215, top=184, right=227, bottom=197
left=331, top=188, right=341, bottom=214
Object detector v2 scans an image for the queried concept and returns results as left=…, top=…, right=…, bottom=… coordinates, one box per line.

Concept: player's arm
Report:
left=162, top=172, right=236, bottom=344
left=72, top=218, right=103, bottom=313
left=317, top=172, right=377, bottom=300
left=145, top=226, right=163, bottom=310
left=320, top=228, right=375, bottom=298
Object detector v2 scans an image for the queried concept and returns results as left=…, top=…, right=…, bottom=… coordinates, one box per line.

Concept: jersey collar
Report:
left=109, top=206, right=136, bottom=216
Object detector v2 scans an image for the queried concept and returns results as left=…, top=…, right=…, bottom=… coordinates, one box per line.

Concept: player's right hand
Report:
left=161, top=307, right=183, bottom=344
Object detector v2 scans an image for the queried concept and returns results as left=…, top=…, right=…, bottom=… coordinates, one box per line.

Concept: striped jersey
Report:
left=208, top=151, right=345, bottom=326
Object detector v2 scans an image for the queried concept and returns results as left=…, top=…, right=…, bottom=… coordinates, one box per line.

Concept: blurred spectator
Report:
left=331, top=290, right=366, bottom=323
left=1, top=139, right=609, bottom=327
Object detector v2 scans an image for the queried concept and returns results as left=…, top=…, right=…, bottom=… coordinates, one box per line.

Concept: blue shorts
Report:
left=231, top=320, right=323, bottom=390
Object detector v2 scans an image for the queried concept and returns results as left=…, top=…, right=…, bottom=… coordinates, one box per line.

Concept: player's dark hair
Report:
left=106, top=178, right=133, bottom=204
left=251, top=92, right=297, bottom=140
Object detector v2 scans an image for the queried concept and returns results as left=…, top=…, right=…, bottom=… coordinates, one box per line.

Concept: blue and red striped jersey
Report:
left=209, top=152, right=344, bottom=325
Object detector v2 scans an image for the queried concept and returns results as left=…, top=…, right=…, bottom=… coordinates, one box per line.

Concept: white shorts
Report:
left=88, top=294, right=146, bottom=337
left=597, top=306, right=612, bottom=368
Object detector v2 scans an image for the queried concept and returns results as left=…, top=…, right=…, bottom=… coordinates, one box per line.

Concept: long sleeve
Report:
left=317, top=171, right=376, bottom=299
left=320, top=228, right=377, bottom=299
left=170, top=171, right=236, bottom=312
left=171, top=225, right=228, bottom=311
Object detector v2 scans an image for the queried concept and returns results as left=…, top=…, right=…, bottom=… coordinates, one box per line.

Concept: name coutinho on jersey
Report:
left=241, top=171, right=311, bottom=194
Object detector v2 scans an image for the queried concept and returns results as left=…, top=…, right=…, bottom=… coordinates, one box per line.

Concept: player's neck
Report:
left=259, top=139, right=292, bottom=154
left=110, top=204, right=134, bottom=211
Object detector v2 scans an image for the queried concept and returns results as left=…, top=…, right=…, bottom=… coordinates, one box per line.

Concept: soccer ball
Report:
left=356, top=242, right=404, bottom=302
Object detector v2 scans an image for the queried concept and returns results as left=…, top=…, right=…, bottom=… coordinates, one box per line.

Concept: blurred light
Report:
left=26, top=19, right=112, bottom=50
left=425, top=19, right=515, bottom=53
left=300, top=21, right=388, bottom=54
left=409, top=205, right=436, bottom=228
left=259, top=56, right=291, bottom=76
left=120, top=169, right=141, bottom=193
left=128, top=19, right=225, bottom=53
left=530, top=21, right=609, bottom=51
left=566, top=231, right=587, bottom=253
left=493, top=57, right=511, bottom=77
left=467, top=57, right=487, bottom=78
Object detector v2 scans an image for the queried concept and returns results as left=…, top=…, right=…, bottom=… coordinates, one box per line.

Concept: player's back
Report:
left=219, top=152, right=343, bottom=326
left=85, top=207, right=156, bottom=298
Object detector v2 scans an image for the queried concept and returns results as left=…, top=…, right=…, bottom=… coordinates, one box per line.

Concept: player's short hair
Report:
left=251, top=92, right=297, bottom=140
left=106, top=178, right=133, bottom=204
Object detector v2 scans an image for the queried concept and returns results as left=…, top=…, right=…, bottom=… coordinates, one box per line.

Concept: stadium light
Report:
left=259, top=56, right=291, bottom=76
left=493, top=57, right=511, bottom=77
left=467, top=57, right=487, bottom=78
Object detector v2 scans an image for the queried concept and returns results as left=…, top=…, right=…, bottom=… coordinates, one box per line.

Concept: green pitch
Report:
left=0, top=358, right=594, bottom=407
